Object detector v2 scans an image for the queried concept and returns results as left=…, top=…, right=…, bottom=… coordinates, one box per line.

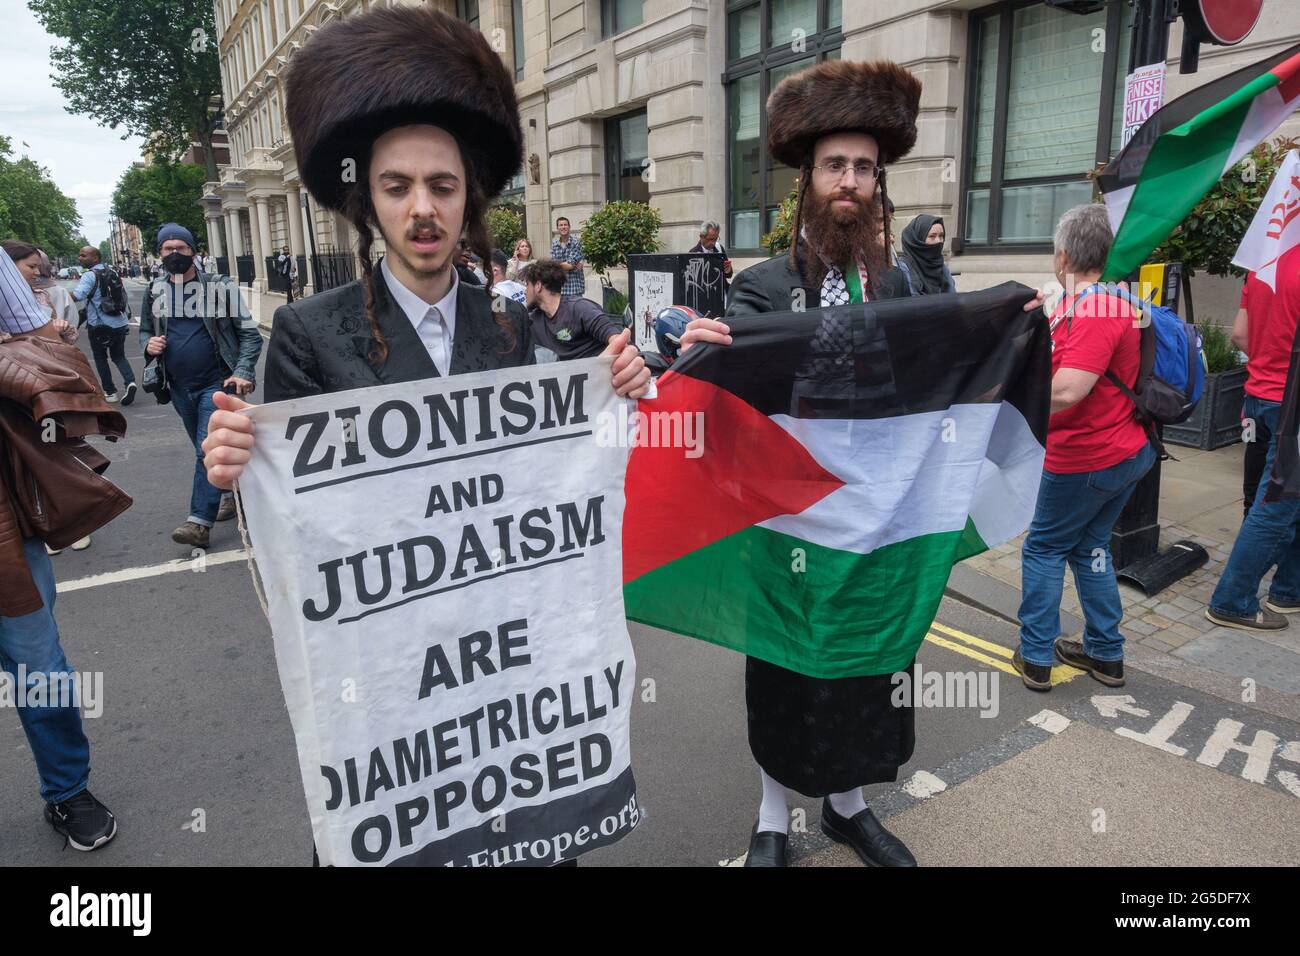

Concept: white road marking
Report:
left=1090, top=694, right=1151, bottom=719
left=902, top=770, right=948, bottom=799
left=56, top=549, right=249, bottom=593
left=1113, top=700, right=1194, bottom=756
left=1028, top=709, right=1071, bottom=734
left=1195, top=718, right=1279, bottom=784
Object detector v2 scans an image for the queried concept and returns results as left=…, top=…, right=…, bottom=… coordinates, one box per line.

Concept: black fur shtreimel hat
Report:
left=285, top=6, right=523, bottom=211
left=766, top=59, right=922, bottom=168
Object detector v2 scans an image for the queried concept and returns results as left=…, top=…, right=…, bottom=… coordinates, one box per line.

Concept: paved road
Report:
left=3, top=279, right=1297, bottom=866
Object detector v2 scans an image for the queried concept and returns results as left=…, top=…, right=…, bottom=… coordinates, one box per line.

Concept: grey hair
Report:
left=1053, top=203, right=1113, bottom=274
left=699, top=220, right=721, bottom=235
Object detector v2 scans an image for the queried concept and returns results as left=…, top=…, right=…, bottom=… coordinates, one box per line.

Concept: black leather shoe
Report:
left=820, top=800, right=916, bottom=867
left=1012, top=648, right=1053, bottom=691
left=743, top=824, right=787, bottom=867
left=1054, top=637, right=1124, bottom=687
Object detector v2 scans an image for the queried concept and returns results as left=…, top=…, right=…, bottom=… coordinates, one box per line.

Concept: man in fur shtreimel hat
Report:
left=199, top=5, right=648, bottom=410
left=679, top=59, right=924, bottom=869
left=199, top=5, right=651, bottom=867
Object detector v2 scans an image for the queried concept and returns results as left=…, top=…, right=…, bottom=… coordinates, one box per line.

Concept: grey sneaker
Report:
left=104, top=392, right=119, bottom=403
left=1205, top=607, right=1287, bottom=631
left=1264, top=596, right=1300, bottom=615
left=172, top=521, right=211, bottom=549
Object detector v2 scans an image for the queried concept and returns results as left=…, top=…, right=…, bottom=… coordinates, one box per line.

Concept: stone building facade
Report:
left=208, top=0, right=1300, bottom=322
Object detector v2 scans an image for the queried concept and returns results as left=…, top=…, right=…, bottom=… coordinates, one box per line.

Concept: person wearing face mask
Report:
left=138, top=223, right=263, bottom=550
left=896, top=214, right=956, bottom=296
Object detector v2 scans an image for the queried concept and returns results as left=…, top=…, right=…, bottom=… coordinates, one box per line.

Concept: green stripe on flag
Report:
left=624, top=518, right=990, bottom=679
left=1103, top=71, right=1279, bottom=281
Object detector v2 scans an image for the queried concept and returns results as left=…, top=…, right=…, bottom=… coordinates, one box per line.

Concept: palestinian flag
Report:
left=622, top=283, right=1049, bottom=679
left=1099, top=40, right=1300, bottom=282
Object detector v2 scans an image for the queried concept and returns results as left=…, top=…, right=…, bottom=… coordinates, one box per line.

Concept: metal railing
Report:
left=266, top=256, right=292, bottom=293
left=310, top=251, right=357, bottom=292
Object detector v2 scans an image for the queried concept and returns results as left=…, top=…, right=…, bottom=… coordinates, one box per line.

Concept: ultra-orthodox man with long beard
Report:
left=682, top=60, right=924, bottom=868
left=200, top=6, right=650, bottom=863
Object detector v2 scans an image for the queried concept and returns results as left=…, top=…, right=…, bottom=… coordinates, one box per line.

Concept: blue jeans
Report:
left=1210, top=397, right=1300, bottom=616
left=169, top=380, right=224, bottom=527
left=1018, top=443, right=1157, bottom=666
left=0, top=538, right=91, bottom=802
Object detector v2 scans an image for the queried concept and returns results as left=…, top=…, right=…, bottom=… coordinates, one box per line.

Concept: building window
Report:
left=605, top=110, right=649, bottom=204
left=961, top=0, right=1133, bottom=249
left=456, top=0, right=480, bottom=31
left=497, top=170, right=526, bottom=223
left=512, top=0, right=525, bottom=79
left=602, top=0, right=643, bottom=39
left=724, top=0, right=843, bottom=253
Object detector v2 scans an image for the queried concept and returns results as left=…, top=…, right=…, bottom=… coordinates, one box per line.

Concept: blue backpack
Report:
left=1067, top=283, right=1205, bottom=436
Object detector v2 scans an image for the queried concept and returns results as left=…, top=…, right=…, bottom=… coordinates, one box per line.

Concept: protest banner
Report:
left=236, top=357, right=640, bottom=866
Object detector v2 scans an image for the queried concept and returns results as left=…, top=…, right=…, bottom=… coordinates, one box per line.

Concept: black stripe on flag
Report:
left=1098, top=39, right=1300, bottom=197
left=668, top=281, right=1051, bottom=448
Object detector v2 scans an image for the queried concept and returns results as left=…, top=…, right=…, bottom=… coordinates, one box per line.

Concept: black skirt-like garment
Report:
left=746, top=655, right=916, bottom=798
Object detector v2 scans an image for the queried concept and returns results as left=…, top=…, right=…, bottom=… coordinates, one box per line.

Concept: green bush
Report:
left=1197, top=321, right=1243, bottom=375
left=761, top=175, right=801, bottom=255
left=1152, top=136, right=1298, bottom=277
left=487, top=205, right=525, bottom=254
left=579, top=201, right=661, bottom=276
left=605, top=290, right=628, bottom=315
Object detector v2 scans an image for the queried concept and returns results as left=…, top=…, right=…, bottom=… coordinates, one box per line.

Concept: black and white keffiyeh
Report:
left=820, top=265, right=851, bottom=307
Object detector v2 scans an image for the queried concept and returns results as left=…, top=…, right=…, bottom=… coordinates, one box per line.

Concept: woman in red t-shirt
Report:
left=1014, top=204, right=1156, bottom=693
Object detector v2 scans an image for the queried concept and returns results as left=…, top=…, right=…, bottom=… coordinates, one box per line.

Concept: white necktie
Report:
left=418, top=305, right=448, bottom=374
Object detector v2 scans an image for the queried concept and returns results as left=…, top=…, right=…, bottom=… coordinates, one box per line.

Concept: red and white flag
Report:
left=1233, top=148, right=1300, bottom=290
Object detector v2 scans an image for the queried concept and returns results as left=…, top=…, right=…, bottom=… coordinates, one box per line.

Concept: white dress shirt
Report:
left=0, top=248, right=50, bottom=334
left=380, top=256, right=459, bottom=376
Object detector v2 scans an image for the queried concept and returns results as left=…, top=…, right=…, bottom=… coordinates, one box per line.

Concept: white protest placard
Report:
left=1122, top=62, right=1166, bottom=149
left=1232, top=149, right=1300, bottom=290
left=237, top=358, right=640, bottom=866
left=633, top=269, right=672, bottom=354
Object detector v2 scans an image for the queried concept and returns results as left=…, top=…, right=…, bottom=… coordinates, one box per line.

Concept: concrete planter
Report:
left=1165, top=366, right=1248, bottom=450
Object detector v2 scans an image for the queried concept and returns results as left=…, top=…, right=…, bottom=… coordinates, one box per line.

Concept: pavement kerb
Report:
left=945, top=564, right=1300, bottom=726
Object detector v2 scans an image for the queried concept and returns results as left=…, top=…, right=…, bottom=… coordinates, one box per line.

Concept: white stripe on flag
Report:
left=1224, top=84, right=1300, bottom=176
left=759, top=402, right=1043, bottom=556
left=1104, top=184, right=1136, bottom=237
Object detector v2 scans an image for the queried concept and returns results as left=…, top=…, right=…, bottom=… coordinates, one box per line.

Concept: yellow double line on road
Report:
left=925, top=622, right=1082, bottom=686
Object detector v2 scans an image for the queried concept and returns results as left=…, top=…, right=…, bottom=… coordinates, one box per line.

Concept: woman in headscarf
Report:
left=897, top=214, right=955, bottom=296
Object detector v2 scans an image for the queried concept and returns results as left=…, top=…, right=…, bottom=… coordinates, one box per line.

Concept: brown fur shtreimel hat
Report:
left=766, top=60, right=922, bottom=168
left=285, top=6, right=523, bottom=212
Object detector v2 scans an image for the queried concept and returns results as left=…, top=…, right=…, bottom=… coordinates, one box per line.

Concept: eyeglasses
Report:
left=811, top=160, right=881, bottom=182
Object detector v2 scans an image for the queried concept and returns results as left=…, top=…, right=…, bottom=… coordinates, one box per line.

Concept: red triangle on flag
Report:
left=622, top=370, right=844, bottom=584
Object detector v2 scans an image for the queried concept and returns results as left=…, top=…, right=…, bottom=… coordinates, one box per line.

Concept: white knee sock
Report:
left=757, top=769, right=790, bottom=834
left=828, top=787, right=868, bottom=818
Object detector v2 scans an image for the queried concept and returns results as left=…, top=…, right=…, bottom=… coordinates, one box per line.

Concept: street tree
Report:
left=29, top=0, right=223, bottom=180
left=111, top=160, right=208, bottom=249
left=0, top=134, right=82, bottom=258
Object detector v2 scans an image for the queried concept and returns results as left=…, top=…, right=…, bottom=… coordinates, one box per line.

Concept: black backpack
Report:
left=96, top=266, right=128, bottom=316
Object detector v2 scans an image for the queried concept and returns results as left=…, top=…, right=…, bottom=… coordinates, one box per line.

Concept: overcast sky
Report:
left=0, top=0, right=146, bottom=246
